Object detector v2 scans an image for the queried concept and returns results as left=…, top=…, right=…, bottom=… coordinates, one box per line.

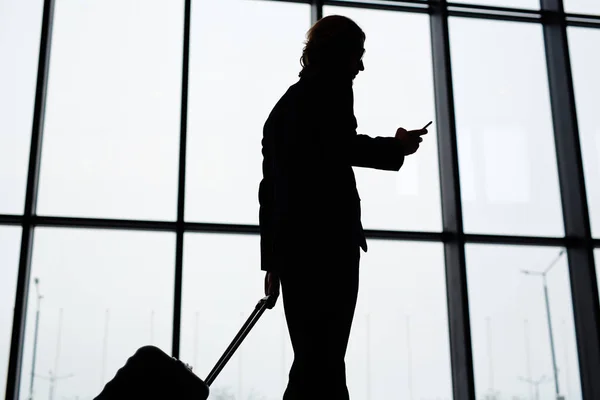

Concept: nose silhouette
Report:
left=359, top=60, right=364, bottom=71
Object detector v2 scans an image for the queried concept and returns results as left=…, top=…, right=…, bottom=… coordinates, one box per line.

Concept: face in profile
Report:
left=349, top=45, right=365, bottom=79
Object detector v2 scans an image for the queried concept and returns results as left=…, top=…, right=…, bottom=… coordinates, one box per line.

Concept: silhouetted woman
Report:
left=259, top=15, right=427, bottom=400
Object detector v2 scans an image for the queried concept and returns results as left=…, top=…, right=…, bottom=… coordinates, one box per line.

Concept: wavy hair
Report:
left=299, top=15, right=365, bottom=77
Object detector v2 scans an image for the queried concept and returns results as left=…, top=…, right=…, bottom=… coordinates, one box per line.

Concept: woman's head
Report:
left=299, top=15, right=365, bottom=79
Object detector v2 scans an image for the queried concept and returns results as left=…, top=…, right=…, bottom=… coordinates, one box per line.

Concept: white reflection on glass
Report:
left=450, top=18, right=564, bottom=237
left=482, top=126, right=531, bottom=204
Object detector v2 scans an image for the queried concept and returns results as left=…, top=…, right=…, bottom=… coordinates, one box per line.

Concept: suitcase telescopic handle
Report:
left=204, top=295, right=273, bottom=387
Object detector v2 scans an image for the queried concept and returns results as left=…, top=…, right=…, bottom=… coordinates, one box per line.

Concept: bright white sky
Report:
left=1, top=0, right=599, bottom=399
left=455, top=0, right=600, bottom=13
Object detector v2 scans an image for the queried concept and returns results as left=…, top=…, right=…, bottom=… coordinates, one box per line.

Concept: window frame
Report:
left=2, top=0, right=599, bottom=399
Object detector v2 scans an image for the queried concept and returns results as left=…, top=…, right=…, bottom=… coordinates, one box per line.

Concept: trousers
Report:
left=279, top=244, right=360, bottom=400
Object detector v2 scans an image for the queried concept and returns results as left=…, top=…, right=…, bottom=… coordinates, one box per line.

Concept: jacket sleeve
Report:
left=259, top=180, right=275, bottom=273
left=350, top=134, right=405, bottom=171
left=259, top=127, right=277, bottom=273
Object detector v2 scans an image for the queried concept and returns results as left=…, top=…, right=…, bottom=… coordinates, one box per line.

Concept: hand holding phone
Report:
left=396, top=121, right=432, bottom=155
left=410, top=121, right=431, bottom=137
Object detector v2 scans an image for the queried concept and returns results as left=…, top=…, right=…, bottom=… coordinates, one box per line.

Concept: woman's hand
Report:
left=264, top=271, right=280, bottom=309
left=395, top=127, right=428, bottom=155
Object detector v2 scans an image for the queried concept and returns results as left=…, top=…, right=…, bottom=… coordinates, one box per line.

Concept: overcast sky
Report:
left=1, top=0, right=599, bottom=399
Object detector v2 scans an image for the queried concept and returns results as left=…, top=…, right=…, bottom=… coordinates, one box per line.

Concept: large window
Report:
left=18, top=228, right=175, bottom=400
left=0, top=0, right=44, bottom=215
left=0, top=226, right=21, bottom=397
left=466, top=245, right=581, bottom=400
left=36, top=0, right=183, bottom=221
left=568, top=27, right=600, bottom=238
left=185, top=0, right=310, bottom=225
left=450, top=18, right=564, bottom=237
left=323, top=6, right=442, bottom=232
left=3, top=1, right=600, bottom=399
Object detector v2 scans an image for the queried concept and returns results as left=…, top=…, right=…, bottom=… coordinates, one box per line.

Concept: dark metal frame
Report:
left=172, top=0, right=192, bottom=361
left=5, top=0, right=55, bottom=399
left=3, top=0, right=600, bottom=399
left=540, top=1, right=600, bottom=399
left=429, top=1, right=474, bottom=398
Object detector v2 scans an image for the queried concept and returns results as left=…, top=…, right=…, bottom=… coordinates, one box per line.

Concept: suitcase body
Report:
left=94, top=295, right=274, bottom=400
left=94, top=346, right=209, bottom=400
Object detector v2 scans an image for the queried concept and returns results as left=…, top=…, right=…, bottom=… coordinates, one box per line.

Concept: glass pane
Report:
left=450, top=18, right=564, bottom=237
left=466, top=244, right=581, bottom=400
left=181, top=235, right=452, bottom=399
left=450, top=0, right=539, bottom=10
left=37, top=0, right=183, bottom=221
left=322, top=7, right=442, bottom=232
left=564, top=0, right=600, bottom=15
left=19, top=228, right=175, bottom=400
left=568, top=27, right=600, bottom=238
left=185, top=0, right=310, bottom=224
left=0, top=0, right=44, bottom=214
left=181, top=233, right=290, bottom=399
left=0, top=226, right=21, bottom=396
left=348, top=240, right=452, bottom=399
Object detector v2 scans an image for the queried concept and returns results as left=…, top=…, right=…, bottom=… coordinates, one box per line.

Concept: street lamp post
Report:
left=366, top=313, right=371, bottom=400
left=36, top=370, right=74, bottom=400
left=524, top=319, right=533, bottom=400
left=521, top=249, right=565, bottom=399
left=406, top=314, right=413, bottom=400
left=29, top=277, right=43, bottom=400
left=519, top=375, right=551, bottom=400
left=486, top=317, right=495, bottom=395
left=48, top=370, right=74, bottom=400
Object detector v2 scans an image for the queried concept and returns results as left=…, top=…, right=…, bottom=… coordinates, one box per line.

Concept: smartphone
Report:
left=422, top=121, right=433, bottom=130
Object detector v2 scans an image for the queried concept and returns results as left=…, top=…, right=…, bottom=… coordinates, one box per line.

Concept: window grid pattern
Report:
left=2, top=0, right=599, bottom=399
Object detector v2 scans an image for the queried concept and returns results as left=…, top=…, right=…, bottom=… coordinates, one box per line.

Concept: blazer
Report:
left=258, top=68, right=406, bottom=274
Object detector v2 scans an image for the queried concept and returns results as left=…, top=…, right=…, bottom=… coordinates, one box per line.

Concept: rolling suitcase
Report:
left=94, top=294, right=275, bottom=400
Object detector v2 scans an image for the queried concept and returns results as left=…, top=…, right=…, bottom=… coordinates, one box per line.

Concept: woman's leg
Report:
left=326, top=246, right=360, bottom=400
left=280, top=245, right=360, bottom=400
